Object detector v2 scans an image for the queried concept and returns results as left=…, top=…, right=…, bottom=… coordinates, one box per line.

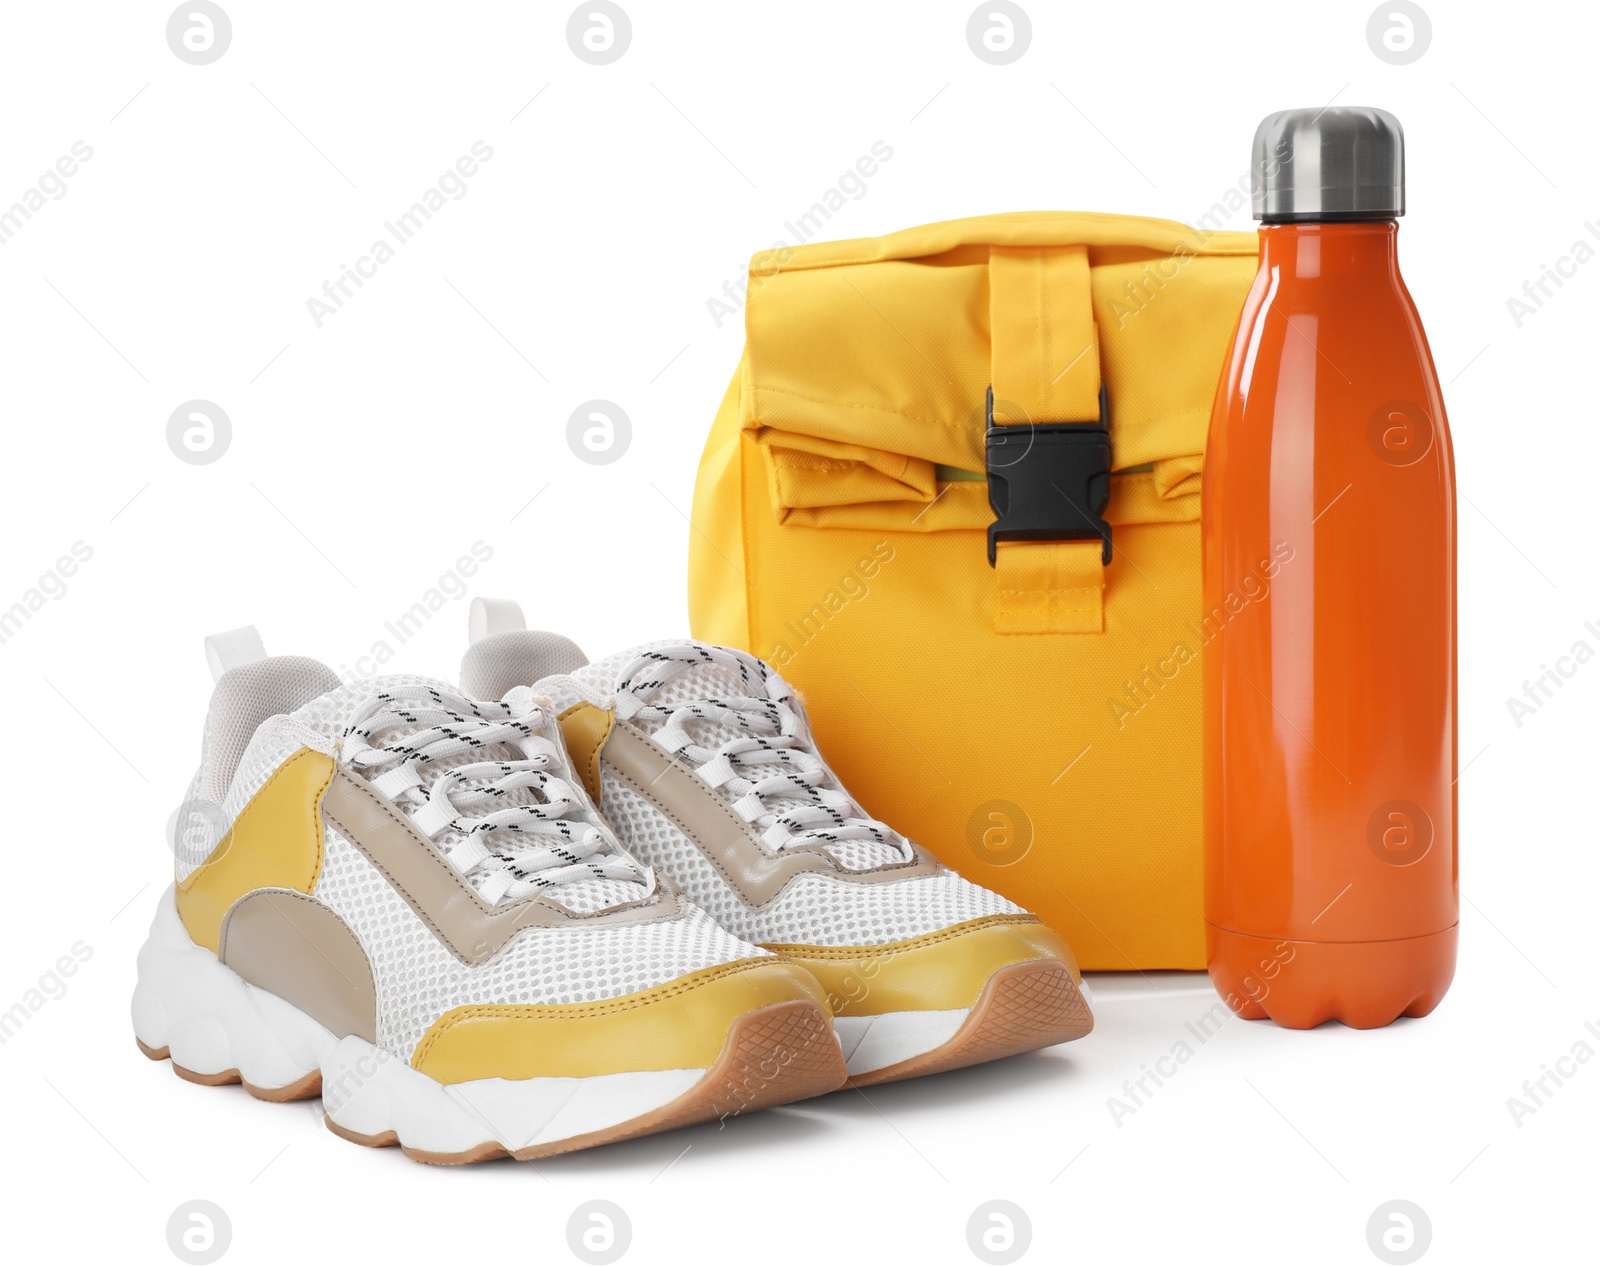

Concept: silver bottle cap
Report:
left=1251, top=107, right=1405, bottom=222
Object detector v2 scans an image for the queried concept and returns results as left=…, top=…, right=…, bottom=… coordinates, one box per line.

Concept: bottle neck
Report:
left=1257, top=220, right=1401, bottom=283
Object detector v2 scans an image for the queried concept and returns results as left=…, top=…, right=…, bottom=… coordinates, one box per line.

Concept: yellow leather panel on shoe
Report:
left=411, top=957, right=829, bottom=1083
left=176, top=747, right=335, bottom=953
left=762, top=914, right=1077, bottom=1016
left=557, top=700, right=614, bottom=804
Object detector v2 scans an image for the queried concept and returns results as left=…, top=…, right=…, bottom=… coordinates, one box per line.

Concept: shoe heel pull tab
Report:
left=203, top=626, right=267, bottom=683
left=468, top=597, right=526, bottom=645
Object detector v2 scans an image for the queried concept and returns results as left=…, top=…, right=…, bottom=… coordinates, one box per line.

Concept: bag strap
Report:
left=987, top=245, right=1109, bottom=634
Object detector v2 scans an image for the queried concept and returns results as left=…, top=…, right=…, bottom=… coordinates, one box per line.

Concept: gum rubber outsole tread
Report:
left=137, top=998, right=847, bottom=1164
left=845, top=959, right=1093, bottom=1088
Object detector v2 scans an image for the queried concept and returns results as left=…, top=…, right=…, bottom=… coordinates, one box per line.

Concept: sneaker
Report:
left=133, top=627, right=847, bottom=1164
left=460, top=601, right=1094, bottom=1086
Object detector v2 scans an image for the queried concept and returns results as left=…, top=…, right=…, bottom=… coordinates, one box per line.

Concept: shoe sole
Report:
left=843, top=959, right=1093, bottom=1088
left=136, top=1038, right=326, bottom=1102
left=133, top=887, right=846, bottom=1163
left=137, top=998, right=845, bottom=1164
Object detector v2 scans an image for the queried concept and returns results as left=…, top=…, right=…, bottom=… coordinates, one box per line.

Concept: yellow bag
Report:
left=688, top=212, right=1257, bottom=969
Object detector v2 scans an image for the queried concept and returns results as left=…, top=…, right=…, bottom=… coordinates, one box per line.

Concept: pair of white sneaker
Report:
left=133, top=599, right=1092, bottom=1163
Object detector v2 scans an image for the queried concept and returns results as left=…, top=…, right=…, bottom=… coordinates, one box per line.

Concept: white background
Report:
left=0, top=2, right=1592, bottom=1263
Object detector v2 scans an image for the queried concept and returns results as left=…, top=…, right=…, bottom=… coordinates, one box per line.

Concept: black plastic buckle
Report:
left=985, top=383, right=1113, bottom=566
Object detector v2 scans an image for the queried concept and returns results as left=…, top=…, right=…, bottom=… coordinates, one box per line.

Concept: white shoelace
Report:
left=612, top=644, right=909, bottom=863
left=340, top=686, right=649, bottom=906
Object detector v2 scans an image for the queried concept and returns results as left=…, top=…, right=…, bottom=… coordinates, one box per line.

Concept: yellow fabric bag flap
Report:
left=741, top=212, right=1257, bottom=533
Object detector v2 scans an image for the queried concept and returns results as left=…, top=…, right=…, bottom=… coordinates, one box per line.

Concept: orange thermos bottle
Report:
left=1202, top=107, right=1457, bottom=1028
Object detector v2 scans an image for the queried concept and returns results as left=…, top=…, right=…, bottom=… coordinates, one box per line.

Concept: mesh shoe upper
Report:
left=527, top=641, right=1026, bottom=948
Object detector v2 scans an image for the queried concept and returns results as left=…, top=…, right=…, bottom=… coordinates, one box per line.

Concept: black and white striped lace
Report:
left=341, top=687, right=648, bottom=905
left=613, top=644, right=910, bottom=863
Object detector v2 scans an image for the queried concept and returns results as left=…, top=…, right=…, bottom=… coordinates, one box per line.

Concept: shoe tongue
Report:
left=576, top=641, right=760, bottom=707
left=330, top=673, right=530, bottom=786
left=281, top=673, right=461, bottom=743
left=646, top=656, right=757, bottom=709
left=593, top=644, right=909, bottom=873
left=349, top=672, right=463, bottom=713
left=579, top=638, right=786, bottom=790
left=573, top=645, right=765, bottom=761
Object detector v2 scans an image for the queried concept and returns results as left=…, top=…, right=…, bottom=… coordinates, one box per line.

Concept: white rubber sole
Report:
left=834, top=978, right=1096, bottom=1077
left=131, top=888, right=714, bottom=1159
left=834, top=1009, right=970, bottom=1077
left=832, top=960, right=1096, bottom=1086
